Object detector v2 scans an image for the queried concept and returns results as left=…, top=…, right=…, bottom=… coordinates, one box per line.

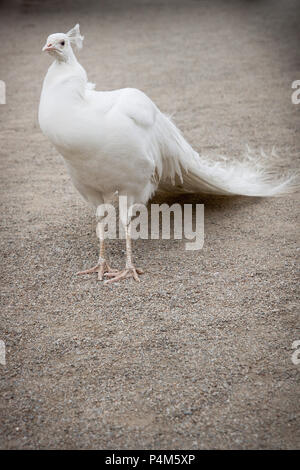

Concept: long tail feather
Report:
left=155, top=114, right=299, bottom=197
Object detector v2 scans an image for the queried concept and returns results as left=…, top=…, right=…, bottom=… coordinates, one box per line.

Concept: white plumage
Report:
left=39, top=24, right=298, bottom=284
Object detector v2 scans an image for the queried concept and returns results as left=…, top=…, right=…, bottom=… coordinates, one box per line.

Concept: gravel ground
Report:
left=0, top=0, right=299, bottom=449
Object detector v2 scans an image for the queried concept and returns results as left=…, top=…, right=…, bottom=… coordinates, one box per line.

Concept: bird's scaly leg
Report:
left=76, top=221, right=117, bottom=281
left=104, top=223, right=143, bottom=284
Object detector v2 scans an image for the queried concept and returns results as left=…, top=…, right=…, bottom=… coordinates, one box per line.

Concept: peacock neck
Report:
left=55, top=47, right=78, bottom=66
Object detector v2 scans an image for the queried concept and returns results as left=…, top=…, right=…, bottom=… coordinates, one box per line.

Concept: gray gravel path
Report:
left=0, top=0, right=299, bottom=449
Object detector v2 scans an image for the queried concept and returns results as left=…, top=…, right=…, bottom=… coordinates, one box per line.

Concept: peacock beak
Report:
left=42, top=43, right=56, bottom=52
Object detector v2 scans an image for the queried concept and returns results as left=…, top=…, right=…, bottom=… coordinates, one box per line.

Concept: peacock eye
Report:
left=60, top=40, right=65, bottom=46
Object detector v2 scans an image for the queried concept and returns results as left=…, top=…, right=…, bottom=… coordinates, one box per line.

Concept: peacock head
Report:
left=42, top=24, right=84, bottom=61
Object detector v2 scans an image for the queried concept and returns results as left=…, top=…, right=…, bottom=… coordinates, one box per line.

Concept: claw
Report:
left=76, top=260, right=117, bottom=280
left=104, top=266, right=144, bottom=284
left=76, top=265, right=100, bottom=275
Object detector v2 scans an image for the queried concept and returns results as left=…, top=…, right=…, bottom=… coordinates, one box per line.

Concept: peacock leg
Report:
left=76, top=220, right=117, bottom=281
left=104, top=223, right=144, bottom=284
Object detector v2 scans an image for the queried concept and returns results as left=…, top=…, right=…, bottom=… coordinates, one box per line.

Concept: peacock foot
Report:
left=76, top=258, right=118, bottom=281
left=103, top=266, right=144, bottom=284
